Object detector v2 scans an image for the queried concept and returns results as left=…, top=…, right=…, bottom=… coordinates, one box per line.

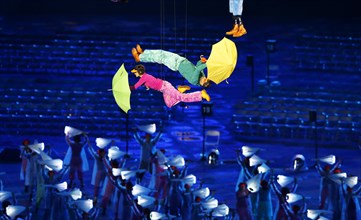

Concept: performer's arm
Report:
left=65, top=134, right=72, bottom=145
left=151, top=131, right=162, bottom=145
left=134, top=131, right=144, bottom=145
left=87, top=143, right=98, bottom=159
left=353, top=184, right=361, bottom=195
left=291, top=177, right=298, bottom=193
left=330, top=159, right=342, bottom=173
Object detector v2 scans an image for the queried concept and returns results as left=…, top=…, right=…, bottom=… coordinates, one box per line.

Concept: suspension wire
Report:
left=184, top=0, right=188, bottom=59
left=160, top=0, right=165, bottom=79
left=173, top=0, right=177, bottom=52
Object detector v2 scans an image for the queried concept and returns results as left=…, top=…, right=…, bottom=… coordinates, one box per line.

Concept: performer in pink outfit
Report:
left=130, top=64, right=210, bottom=108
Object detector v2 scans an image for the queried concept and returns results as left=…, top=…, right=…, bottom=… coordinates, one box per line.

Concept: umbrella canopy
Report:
left=212, top=204, right=229, bottom=217
left=241, top=146, right=260, bottom=157
left=95, top=137, right=112, bottom=149
left=108, top=146, right=126, bottom=160
left=193, top=187, right=210, bottom=199
left=6, top=205, right=26, bottom=220
left=64, top=126, right=83, bottom=137
left=43, top=159, right=63, bottom=172
left=246, top=173, right=262, bottom=193
left=277, top=175, right=294, bottom=187
left=182, top=174, right=197, bottom=186
left=0, top=191, right=12, bottom=202
left=138, top=195, right=156, bottom=208
left=319, top=154, right=336, bottom=165
left=249, top=154, right=266, bottom=167
left=132, top=184, right=154, bottom=197
left=206, top=37, right=237, bottom=84
left=112, top=63, right=131, bottom=114
left=201, top=197, right=218, bottom=210
left=73, top=199, right=93, bottom=213
left=28, top=142, right=45, bottom=154
left=137, top=123, right=156, bottom=134
left=286, top=193, right=303, bottom=203
left=168, top=155, right=185, bottom=168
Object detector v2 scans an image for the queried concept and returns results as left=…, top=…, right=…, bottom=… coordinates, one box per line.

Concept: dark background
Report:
left=1, top=0, right=360, bottom=18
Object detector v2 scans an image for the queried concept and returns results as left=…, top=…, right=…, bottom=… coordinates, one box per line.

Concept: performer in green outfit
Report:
left=131, top=44, right=213, bottom=88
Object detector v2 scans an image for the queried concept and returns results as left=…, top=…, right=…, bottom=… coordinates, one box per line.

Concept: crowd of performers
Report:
left=0, top=126, right=360, bottom=220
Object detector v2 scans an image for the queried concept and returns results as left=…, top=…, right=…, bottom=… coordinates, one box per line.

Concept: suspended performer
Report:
left=226, top=0, right=247, bottom=37
left=131, top=44, right=213, bottom=88
left=129, top=64, right=211, bottom=108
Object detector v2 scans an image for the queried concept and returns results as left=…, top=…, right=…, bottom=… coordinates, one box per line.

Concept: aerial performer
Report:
left=226, top=0, right=247, bottom=37
left=131, top=44, right=213, bottom=88
left=129, top=64, right=211, bottom=108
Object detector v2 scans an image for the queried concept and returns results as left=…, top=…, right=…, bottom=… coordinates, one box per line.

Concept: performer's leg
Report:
left=139, top=50, right=186, bottom=71
left=69, top=166, right=75, bottom=188
left=161, top=81, right=203, bottom=108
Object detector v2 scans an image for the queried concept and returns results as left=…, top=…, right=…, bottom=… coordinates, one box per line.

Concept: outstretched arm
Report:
left=134, top=131, right=144, bottom=145
left=330, top=159, right=342, bottom=173
left=291, top=177, right=298, bottom=192
left=151, top=131, right=162, bottom=145
left=87, top=143, right=98, bottom=159
left=270, top=174, right=281, bottom=196
left=353, top=184, right=361, bottom=195
left=65, top=134, right=72, bottom=145
left=315, top=162, right=325, bottom=176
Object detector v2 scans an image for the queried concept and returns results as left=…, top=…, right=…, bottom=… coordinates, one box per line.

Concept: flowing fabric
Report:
left=63, top=147, right=89, bottom=172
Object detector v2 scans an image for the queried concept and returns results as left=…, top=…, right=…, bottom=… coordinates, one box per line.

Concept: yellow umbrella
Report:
left=206, top=37, right=237, bottom=84
left=112, top=63, right=131, bottom=113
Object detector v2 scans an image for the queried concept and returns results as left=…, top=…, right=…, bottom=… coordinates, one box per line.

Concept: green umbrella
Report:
left=112, top=63, right=131, bottom=114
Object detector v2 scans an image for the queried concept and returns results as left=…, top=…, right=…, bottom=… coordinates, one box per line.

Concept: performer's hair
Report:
left=134, top=64, right=145, bottom=75
left=202, top=79, right=214, bottom=88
